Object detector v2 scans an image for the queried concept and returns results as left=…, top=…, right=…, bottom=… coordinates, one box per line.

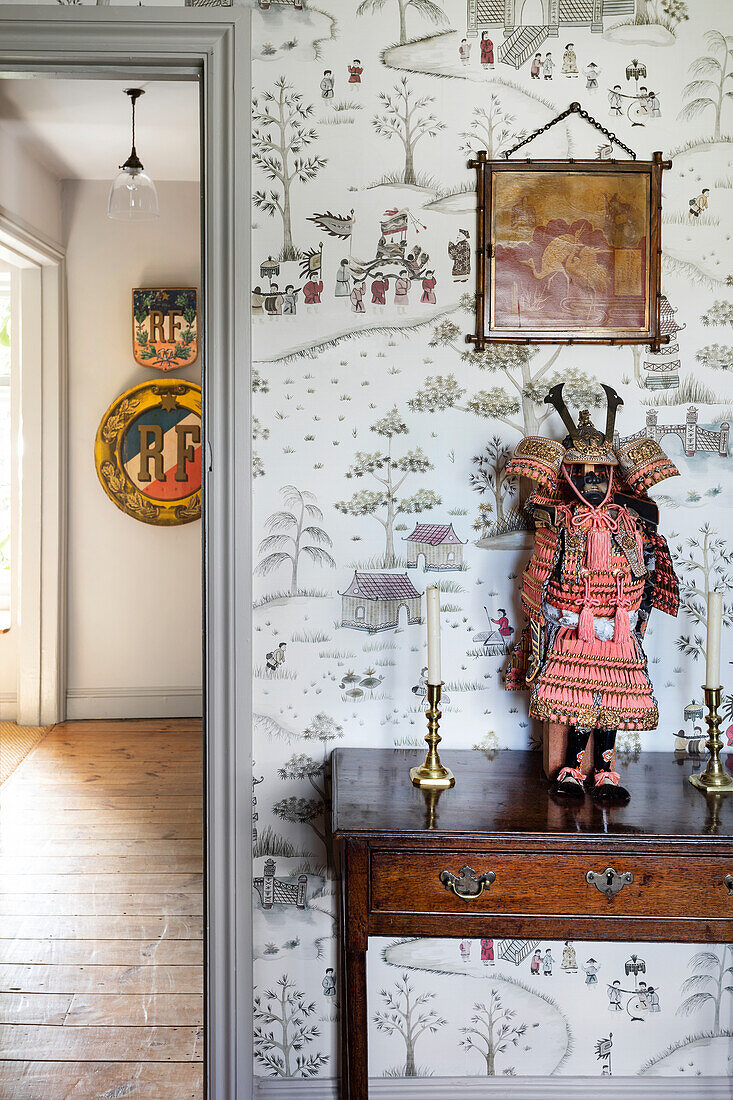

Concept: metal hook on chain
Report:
left=502, top=101, right=637, bottom=161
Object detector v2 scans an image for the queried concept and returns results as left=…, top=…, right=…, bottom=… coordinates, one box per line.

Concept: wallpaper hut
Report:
left=340, top=571, right=422, bottom=633
left=644, top=297, right=684, bottom=391
left=404, top=522, right=466, bottom=571
left=466, top=0, right=635, bottom=57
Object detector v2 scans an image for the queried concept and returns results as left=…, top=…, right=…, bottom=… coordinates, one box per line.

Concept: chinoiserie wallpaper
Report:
left=247, top=0, right=733, bottom=1081
left=7, top=0, right=733, bottom=1081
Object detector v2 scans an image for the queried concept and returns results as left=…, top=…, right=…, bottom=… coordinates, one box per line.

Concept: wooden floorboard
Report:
left=0, top=856, right=203, bottom=874
left=0, top=1023, right=204, bottom=1061
left=0, top=893, right=204, bottom=915
left=0, top=873, right=203, bottom=893
left=0, top=993, right=203, bottom=1027
left=0, top=965, right=204, bottom=995
left=0, top=939, right=203, bottom=966
left=0, top=817, right=203, bottom=835
left=0, top=1060, right=203, bottom=1100
left=0, top=718, right=203, bottom=1098
left=0, top=916, right=203, bottom=940
left=0, top=994, right=73, bottom=1025
left=0, top=840, right=203, bottom=859
left=66, top=993, right=204, bottom=1027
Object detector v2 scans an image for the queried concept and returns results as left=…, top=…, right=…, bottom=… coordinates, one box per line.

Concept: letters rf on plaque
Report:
left=94, top=379, right=202, bottom=526
left=133, top=287, right=199, bottom=371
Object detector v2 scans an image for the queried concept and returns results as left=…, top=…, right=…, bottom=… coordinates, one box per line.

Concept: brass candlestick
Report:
left=410, top=682, right=455, bottom=790
left=689, top=686, right=733, bottom=793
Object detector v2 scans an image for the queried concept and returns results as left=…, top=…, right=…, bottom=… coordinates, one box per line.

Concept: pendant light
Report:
left=107, top=88, right=159, bottom=221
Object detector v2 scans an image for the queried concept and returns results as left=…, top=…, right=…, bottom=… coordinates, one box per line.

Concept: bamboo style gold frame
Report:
left=468, top=150, right=670, bottom=352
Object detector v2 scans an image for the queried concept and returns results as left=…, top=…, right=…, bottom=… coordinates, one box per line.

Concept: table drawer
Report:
left=370, top=848, right=733, bottom=920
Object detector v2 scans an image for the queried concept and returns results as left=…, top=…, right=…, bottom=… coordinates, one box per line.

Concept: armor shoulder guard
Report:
left=614, top=491, right=659, bottom=528
left=506, top=436, right=564, bottom=491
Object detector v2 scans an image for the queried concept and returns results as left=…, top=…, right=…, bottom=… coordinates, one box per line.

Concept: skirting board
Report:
left=0, top=693, right=15, bottom=721
left=65, top=685, right=203, bottom=720
left=254, top=1078, right=733, bottom=1100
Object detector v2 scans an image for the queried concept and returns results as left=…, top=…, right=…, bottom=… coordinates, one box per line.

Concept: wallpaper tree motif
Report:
left=373, top=972, right=447, bottom=1077
left=357, top=0, right=449, bottom=48
left=335, top=406, right=440, bottom=568
left=252, top=77, right=327, bottom=261
left=256, top=485, right=336, bottom=596
left=372, top=77, right=446, bottom=187
left=458, top=991, right=528, bottom=1076
left=678, top=30, right=733, bottom=141
left=243, top=0, right=733, bottom=1081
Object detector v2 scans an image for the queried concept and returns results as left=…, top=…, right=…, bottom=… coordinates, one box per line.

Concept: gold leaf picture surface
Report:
left=491, top=170, right=650, bottom=335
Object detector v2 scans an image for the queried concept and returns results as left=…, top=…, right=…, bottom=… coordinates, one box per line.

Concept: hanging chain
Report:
left=503, top=101, right=637, bottom=161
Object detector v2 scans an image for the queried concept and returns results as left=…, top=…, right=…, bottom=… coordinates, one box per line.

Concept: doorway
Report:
left=519, top=0, right=547, bottom=24
left=0, top=14, right=252, bottom=1099
left=0, top=72, right=204, bottom=1096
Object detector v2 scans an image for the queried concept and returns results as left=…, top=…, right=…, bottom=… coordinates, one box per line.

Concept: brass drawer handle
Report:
left=586, top=866, right=634, bottom=899
left=440, top=865, right=496, bottom=900
left=725, top=874, right=733, bottom=896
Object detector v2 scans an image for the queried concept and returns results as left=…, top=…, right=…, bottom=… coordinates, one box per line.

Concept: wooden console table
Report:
left=332, top=747, right=733, bottom=1099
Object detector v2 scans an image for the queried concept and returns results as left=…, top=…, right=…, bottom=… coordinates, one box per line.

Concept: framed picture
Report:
left=469, top=152, right=670, bottom=351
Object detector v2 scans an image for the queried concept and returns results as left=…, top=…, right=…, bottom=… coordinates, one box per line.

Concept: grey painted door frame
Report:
left=0, top=10, right=253, bottom=1099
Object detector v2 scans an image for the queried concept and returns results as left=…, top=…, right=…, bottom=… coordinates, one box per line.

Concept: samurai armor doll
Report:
left=506, top=383, right=680, bottom=802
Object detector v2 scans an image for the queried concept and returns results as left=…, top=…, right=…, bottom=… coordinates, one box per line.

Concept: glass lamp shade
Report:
left=107, top=166, right=159, bottom=221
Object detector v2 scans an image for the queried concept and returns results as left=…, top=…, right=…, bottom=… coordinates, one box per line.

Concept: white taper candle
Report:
left=706, top=590, right=723, bottom=689
left=426, top=585, right=441, bottom=686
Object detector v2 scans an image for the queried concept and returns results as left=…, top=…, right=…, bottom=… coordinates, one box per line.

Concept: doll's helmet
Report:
left=545, top=383, right=619, bottom=466
left=506, top=382, right=679, bottom=493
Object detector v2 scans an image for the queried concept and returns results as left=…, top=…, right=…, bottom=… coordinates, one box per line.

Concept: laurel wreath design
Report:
left=101, top=398, right=142, bottom=444
left=174, top=493, right=201, bottom=522
left=100, top=461, right=159, bottom=520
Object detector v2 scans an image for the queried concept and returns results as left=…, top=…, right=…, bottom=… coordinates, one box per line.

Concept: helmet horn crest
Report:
left=544, top=383, right=579, bottom=445
left=602, top=384, right=624, bottom=446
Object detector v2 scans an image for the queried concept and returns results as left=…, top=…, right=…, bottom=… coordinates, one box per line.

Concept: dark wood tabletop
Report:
left=332, top=747, right=733, bottom=842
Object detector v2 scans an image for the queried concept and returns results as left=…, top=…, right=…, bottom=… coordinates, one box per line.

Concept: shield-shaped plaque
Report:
left=94, top=379, right=202, bottom=526
left=132, top=287, right=199, bottom=371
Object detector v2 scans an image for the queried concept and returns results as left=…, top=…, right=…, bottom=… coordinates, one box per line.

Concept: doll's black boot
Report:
left=590, top=728, right=630, bottom=804
left=553, top=726, right=590, bottom=798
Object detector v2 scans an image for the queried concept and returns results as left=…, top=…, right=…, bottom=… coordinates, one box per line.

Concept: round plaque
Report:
left=94, top=379, right=202, bottom=526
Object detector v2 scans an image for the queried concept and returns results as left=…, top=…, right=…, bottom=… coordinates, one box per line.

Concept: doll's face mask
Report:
left=569, top=464, right=610, bottom=506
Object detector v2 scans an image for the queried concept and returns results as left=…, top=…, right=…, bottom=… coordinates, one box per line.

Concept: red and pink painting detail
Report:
left=490, top=174, right=650, bottom=334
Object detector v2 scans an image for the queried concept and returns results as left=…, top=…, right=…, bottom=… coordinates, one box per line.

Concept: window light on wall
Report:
left=107, top=88, right=159, bottom=222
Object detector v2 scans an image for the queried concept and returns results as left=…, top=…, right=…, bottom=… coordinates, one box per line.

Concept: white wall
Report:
left=0, top=122, right=62, bottom=248
left=63, top=179, right=202, bottom=719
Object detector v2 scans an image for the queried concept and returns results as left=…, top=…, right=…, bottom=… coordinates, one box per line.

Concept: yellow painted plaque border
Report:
left=94, top=379, right=202, bottom=526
